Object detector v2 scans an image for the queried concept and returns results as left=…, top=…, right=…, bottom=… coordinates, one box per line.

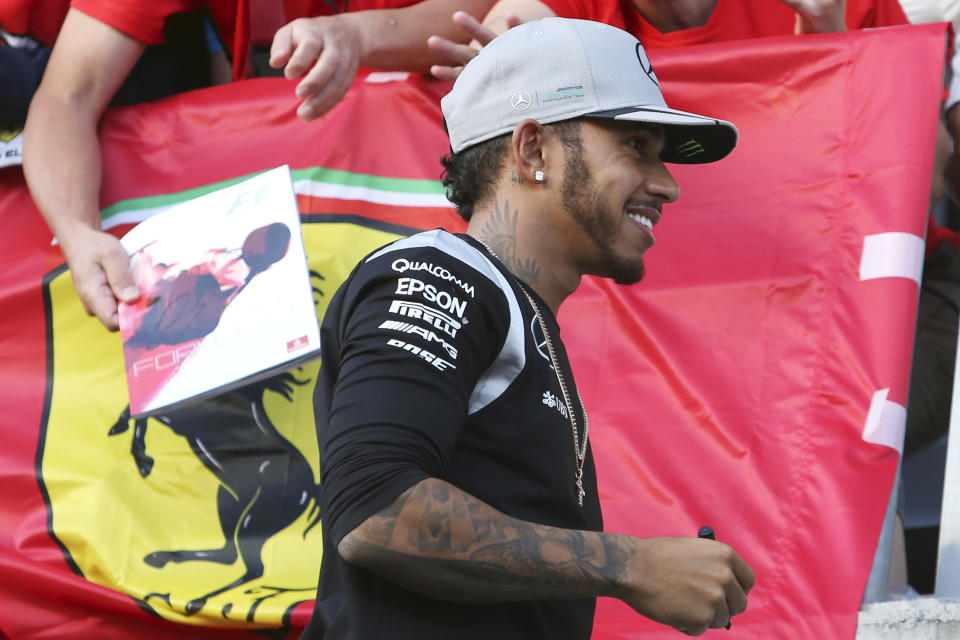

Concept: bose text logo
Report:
left=379, top=321, right=458, bottom=359
left=391, top=258, right=475, bottom=297
left=396, top=277, right=468, bottom=318
left=387, top=338, right=456, bottom=371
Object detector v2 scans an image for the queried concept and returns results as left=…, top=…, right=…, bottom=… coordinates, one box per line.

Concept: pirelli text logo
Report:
left=388, top=300, right=461, bottom=338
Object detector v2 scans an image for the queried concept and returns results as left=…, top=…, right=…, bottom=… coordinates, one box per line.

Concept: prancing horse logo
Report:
left=38, top=265, right=330, bottom=628
left=107, top=371, right=320, bottom=616
left=38, top=200, right=414, bottom=631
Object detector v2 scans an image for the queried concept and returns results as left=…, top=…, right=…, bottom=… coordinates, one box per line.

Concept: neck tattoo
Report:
left=477, top=238, right=589, bottom=506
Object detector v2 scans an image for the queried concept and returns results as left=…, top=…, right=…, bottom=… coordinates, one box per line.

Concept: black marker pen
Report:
left=697, top=526, right=731, bottom=630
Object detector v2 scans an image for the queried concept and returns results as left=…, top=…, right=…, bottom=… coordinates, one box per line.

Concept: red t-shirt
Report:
left=0, top=0, right=278, bottom=48
left=2, top=0, right=417, bottom=79
left=0, top=0, right=71, bottom=46
left=540, top=0, right=908, bottom=48
left=69, top=0, right=414, bottom=47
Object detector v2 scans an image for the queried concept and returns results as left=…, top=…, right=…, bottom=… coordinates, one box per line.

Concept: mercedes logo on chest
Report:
left=510, top=90, right=532, bottom=111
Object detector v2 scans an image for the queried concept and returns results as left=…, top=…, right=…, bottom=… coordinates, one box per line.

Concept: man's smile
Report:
left=624, top=200, right=662, bottom=238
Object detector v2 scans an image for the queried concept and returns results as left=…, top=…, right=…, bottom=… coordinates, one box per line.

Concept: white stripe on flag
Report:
left=365, top=72, right=411, bottom=84
left=293, top=179, right=453, bottom=208
left=859, top=232, right=925, bottom=283
left=58, top=205, right=171, bottom=241
left=862, top=388, right=906, bottom=454
left=83, top=178, right=453, bottom=239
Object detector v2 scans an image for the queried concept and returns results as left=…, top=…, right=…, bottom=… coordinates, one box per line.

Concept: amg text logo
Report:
left=379, top=320, right=458, bottom=359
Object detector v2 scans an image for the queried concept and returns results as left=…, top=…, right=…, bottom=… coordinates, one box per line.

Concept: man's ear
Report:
left=510, top=119, right=548, bottom=184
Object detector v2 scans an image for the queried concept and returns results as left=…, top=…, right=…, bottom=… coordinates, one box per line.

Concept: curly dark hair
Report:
left=440, top=120, right=583, bottom=222
left=440, top=135, right=508, bottom=222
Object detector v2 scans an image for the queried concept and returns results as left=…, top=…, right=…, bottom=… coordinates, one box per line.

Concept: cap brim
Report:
left=586, top=106, right=738, bottom=164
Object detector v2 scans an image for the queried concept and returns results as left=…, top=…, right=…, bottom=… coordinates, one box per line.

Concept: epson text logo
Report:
left=395, top=277, right=468, bottom=318
left=391, top=258, right=475, bottom=298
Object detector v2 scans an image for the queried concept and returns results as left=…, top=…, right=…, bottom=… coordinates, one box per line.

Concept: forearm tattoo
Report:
left=343, top=479, right=636, bottom=602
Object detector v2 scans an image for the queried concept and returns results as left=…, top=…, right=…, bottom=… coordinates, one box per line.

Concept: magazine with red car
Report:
left=117, top=166, right=321, bottom=418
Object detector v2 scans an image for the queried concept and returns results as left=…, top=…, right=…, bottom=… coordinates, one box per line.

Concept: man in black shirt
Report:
left=306, top=17, right=755, bottom=639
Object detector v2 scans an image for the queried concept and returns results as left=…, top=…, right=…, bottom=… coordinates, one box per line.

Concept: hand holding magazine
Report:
left=118, top=166, right=320, bottom=418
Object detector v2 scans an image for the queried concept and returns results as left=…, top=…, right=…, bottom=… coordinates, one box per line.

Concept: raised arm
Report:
left=269, top=0, right=497, bottom=120
left=340, top=477, right=755, bottom=635
left=23, top=9, right=145, bottom=330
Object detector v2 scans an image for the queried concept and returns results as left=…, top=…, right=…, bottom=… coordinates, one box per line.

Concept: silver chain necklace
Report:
left=477, top=239, right=589, bottom=506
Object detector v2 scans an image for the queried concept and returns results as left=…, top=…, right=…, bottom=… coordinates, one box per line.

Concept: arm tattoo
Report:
left=344, top=479, right=634, bottom=602
left=479, top=200, right=541, bottom=285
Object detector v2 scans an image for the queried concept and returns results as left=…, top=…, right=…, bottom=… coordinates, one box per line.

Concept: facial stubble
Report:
left=560, top=151, right=646, bottom=286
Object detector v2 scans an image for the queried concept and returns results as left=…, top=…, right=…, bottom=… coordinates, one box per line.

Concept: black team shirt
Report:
left=305, top=230, right=602, bottom=639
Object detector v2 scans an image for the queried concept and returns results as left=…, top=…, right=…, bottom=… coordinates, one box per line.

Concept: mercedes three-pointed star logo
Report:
left=635, top=43, right=661, bottom=89
left=510, top=90, right=533, bottom=111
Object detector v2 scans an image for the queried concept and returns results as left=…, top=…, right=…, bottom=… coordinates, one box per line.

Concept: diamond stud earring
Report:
left=534, top=170, right=545, bottom=182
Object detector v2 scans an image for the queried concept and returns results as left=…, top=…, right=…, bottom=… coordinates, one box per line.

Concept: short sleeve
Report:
left=70, top=0, right=198, bottom=43
left=318, top=240, right=511, bottom=546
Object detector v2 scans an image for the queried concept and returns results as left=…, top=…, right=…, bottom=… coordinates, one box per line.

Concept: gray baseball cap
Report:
left=441, top=18, right=738, bottom=164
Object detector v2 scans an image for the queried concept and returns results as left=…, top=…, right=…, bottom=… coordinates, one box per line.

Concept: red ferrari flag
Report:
left=574, top=24, right=945, bottom=639
left=0, top=24, right=946, bottom=639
